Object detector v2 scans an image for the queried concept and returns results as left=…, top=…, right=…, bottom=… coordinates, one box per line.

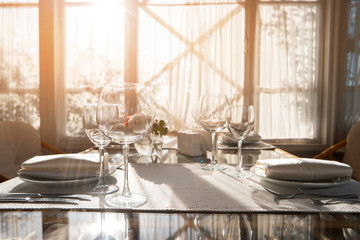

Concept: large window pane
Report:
left=64, top=2, right=125, bottom=136
left=256, top=3, right=321, bottom=140
left=0, top=0, right=332, bottom=151
left=0, top=4, right=39, bottom=128
left=138, top=2, right=245, bottom=129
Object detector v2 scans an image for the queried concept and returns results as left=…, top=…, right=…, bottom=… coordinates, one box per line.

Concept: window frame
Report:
left=31, top=0, right=346, bottom=154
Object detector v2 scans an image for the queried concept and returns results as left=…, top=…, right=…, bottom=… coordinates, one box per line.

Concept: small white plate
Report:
left=19, top=175, right=99, bottom=187
left=19, top=167, right=117, bottom=187
left=250, top=166, right=351, bottom=189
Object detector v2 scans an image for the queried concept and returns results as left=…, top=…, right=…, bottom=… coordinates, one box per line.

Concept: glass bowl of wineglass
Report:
left=225, top=105, right=254, bottom=178
left=82, top=103, right=119, bottom=195
left=193, top=94, right=230, bottom=171
left=97, top=82, right=154, bottom=208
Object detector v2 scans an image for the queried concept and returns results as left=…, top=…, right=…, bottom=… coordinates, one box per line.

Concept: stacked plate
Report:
left=220, top=131, right=261, bottom=145
left=18, top=154, right=115, bottom=186
left=252, top=158, right=353, bottom=189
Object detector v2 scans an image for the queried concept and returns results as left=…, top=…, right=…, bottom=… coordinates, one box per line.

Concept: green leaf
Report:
left=152, top=119, right=169, bottom=137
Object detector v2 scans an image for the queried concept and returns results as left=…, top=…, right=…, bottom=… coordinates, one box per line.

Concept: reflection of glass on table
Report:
left=2, top=211, right=358, bottom=239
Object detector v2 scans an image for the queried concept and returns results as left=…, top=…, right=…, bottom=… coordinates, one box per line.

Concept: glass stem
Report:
left=237, top=140, right=243, bottom=172
left=97, top=147, right=107, bottom=186
left=211, top=132, right=217, bottom=166
left=100, top=211, right=105, bottom=238
left=122, top=144, right=131, bottom=197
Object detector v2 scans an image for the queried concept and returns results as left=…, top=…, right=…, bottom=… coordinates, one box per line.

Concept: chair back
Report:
left=0, top=121, right=42, bottom=178
left=343, top=122, right=360, bottom=181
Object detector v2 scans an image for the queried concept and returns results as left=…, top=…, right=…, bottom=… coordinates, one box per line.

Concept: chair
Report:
left=314, top=122, right=360, bottom=181
left=314, top=139, right=347, bottom=161
left=0, top=121, right=65, bottom=181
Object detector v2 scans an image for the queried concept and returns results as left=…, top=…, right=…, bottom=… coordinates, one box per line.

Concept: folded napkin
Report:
left=255, top=158, right=353, bottom=181
left=18, top=154, right=101, bottom=181
left=177, top=131, right=204, bottom=157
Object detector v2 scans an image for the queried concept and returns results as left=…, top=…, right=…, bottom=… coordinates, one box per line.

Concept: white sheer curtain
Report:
left=137, top=0, right=245, bottom=130
left=50, top=0, right=126, bottom=152
left=1, top=0, right=338, bottom=152
left=0, top=1, right=40, bottom=129
left=137, top=0, right=322, bottom=140
left=255, top=2, right=322, bottom=140
left=62, top=2, right=125, bottom=137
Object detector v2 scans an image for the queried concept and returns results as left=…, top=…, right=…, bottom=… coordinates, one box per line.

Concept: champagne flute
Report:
left=226, top=105, right=254, bottom=178
left=82, top=103, right=119, bottom=195
left=97, top=82, right=153, bottom=208
left=193, top=94, right=230, bottom=171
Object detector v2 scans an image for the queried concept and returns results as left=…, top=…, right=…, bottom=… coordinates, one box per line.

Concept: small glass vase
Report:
left=134, top=133, right=163, bottom=162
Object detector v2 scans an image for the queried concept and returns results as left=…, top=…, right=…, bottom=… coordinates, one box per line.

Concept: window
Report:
left=1, top=0, right=357, bottom=153
left=337, top=0, right=360, bottom=141
left=0, top=0, right=39, bottom=128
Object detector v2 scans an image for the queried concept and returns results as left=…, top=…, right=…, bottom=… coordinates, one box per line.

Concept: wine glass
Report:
left=82, top=103, right=119, bottom=195
left=97, top=82, right=154, bottom=208
left=193, top=94, right=230, bottom=171
left=248, top=105, right=255, bottom=133
left=226, top=105, right=254, bottom=178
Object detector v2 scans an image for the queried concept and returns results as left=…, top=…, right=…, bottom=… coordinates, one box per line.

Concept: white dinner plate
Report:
left=250, top=166, right=351, bottom=189
left=19, top=167, right=117, bottom=187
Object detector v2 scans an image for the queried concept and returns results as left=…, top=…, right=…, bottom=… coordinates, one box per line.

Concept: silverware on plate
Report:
left=37, top=194, right=92, bottom=201
left=264, top=187, right=358, bottom=199
left=0, top=193, right=41, bottom=198
left=311, top=198, right=360, bottom=205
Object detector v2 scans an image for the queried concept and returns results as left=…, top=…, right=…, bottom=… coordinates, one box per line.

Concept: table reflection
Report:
left=1, top=211, right=359, bottom=239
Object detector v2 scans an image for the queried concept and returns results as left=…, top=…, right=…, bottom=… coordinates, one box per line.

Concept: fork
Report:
left=295, top=188, right=360, bottom=205
left=311, top=198, right=360, bottom=205
left=264, top=187, right=358, bottom=199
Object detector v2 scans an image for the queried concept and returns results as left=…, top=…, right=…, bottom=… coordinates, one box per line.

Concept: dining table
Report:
left=0, top=136, right=360, bottom=239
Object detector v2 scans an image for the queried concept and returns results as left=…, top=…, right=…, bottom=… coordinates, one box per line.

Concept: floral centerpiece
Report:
left=151, top=119, right=169, bottom=138
left=134, top=119, right=169, bottom=161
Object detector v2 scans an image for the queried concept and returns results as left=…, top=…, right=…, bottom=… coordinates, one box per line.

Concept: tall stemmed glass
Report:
left=248, top=105, right=255, bottom=133
left=193, top=94, right=230, bottom=171
left=82, top=103, right=119, bottom=195
left=97, top=82, right=153, bottom=208
left=226, top=105, right=254, bottom=178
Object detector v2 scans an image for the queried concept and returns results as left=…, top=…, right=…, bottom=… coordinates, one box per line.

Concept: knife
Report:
left=0, top=193, right=91, bottom=201
left=37, top=194, right=92, bottom=201
left=0, top=197, right=79, bottom=204
left=0, top=193, right=41, bottom=197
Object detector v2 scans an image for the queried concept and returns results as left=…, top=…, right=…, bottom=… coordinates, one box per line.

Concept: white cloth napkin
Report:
left=18, top=154, right=100, bottom=181
left=255, top=158, right=353, bottom=181
left=177, top=131, right=204, bottom=157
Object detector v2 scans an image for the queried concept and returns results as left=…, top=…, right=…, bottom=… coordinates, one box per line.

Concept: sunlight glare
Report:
left=91, top=0, right=120, bottom=7
left=91, top=0, right=121, bottom=16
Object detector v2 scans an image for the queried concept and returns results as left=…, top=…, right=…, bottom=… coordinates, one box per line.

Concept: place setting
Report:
left=17, top=153, right=117, bottom=187
left=218, top=131, right=275, bottom=150
left=0, top=153, right=118, bottom=205
left=0, top=82, right=155, bottom=207
left=250, top=157, right=360, bottom=205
